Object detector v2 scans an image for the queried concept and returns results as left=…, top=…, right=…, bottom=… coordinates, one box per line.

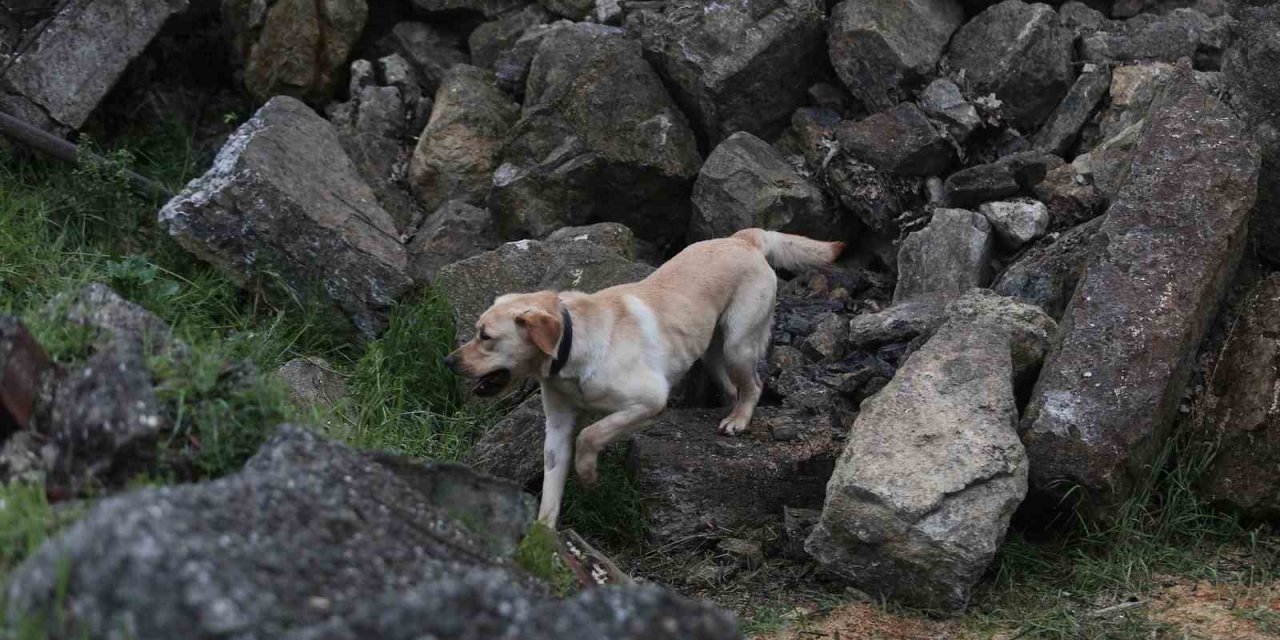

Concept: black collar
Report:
left=549, top=306, right=573, bottom=377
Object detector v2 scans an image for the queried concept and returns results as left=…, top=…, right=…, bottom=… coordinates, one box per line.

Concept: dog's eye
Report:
left=478, top=329, right=491, bottom=341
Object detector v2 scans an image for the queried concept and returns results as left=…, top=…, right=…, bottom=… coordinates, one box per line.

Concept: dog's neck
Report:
left=548, top=304, right=573, bottom=377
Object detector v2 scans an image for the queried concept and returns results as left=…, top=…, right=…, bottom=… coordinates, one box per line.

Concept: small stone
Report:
left=894, top=209, right=994, bottom=303
left=837, top=103, right=954, bottom=176
left=978, top=199, right=1050, bottom=248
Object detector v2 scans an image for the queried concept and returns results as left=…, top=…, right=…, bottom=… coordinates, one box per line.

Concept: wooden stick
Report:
left=0, top=109, right=173, bottom=200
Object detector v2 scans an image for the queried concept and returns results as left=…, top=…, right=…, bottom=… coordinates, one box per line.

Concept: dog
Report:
left=445, top=228, right=843, bottom=528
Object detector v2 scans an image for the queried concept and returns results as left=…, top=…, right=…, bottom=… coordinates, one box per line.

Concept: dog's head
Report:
left=444, top=291, right=564, bottom=397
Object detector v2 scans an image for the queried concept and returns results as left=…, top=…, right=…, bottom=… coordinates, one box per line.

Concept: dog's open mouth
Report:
left=472, top=369, right=511, bottom=397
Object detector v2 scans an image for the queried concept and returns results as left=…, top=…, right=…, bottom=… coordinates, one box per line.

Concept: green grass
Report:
left=514, top=522, right=577, bottom=597
left=559, top=448, right=646, bottom=548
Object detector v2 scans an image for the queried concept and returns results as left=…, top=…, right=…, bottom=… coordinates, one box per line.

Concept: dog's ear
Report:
left=516, top=309, right=562, bottom=356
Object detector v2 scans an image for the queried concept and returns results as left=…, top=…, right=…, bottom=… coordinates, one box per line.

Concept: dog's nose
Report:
left=443, top=353, right=460, bottom=373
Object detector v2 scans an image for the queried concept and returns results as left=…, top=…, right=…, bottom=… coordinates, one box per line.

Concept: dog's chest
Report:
left=542, top=376, right=623, bottom=413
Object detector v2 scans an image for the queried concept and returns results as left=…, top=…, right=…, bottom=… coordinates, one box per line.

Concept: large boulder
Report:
left=468, top=4, right=552, bottom=69
left=688, top=132, right=832, bottom=242
left=806, top=313, right=1027, bottom=613
left=5, top=425, right=739, bottom=639
left=1020, top=64, right=1260, bottom=519
left=827, top=0, right=965, bottom=112
left=1223, top=4, right=1280, bottom=266
left=637, top=0, right=826, bottom=145
left=1080, top=9, right=1232, bottom=69
left=434, top=224, right=654, bottom=338
left=893, top=208, right=994, bottom=304
left=836, top=103, right=953, bottom=177
left=489, top=24, right=701, bottom=248
left=408, top=65, right=519, bottom=213
left=223, top=0, right=367, bottom=103
left=159, top=97, right=411, bottom=338
left=992, top=216, right=1102, bottom=320
left=1196, top=274, right=1280, bottom=521
left=408, top=200, right=502, bottom=284
left=629, top=406, right=843, bottom=546
left=944, top=0, right=1075, bottom=131
left=1, top=0, right=188, bottom=130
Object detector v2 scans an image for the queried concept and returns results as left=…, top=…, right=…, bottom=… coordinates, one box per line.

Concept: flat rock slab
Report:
left=1021, top=64, right=1260, bottom=518
left=628, top=406, right=843, bottom=546
left=806, top=316, right=1027, bottom=613
left=159, top=96, right=411, bottom=338
left=1, top=0, right=188, bottom=129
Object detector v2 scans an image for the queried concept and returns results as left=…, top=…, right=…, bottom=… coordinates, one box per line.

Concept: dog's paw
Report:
left=575, top=452, right=599, bottom=485
left=717, top=415, right=749, bottom=436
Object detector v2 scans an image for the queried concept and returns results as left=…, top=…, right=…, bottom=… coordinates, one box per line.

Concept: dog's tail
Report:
left=732, top=228, right=844, bottom=271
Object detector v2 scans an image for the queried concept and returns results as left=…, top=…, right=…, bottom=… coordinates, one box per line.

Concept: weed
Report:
left=560, top=448, right=645, bottom=548
left=515, top=523, right=577, bottom=597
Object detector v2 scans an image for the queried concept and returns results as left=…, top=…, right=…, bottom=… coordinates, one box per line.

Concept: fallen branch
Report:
left=0, top=109, right=173, bottom=200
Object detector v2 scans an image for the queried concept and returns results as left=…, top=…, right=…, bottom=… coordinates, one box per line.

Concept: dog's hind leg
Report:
left=717, top=281, right=775, bottom=436
left=702, top=330, right=737, bottom=406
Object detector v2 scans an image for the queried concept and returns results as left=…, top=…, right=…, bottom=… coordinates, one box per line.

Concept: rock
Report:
left=1034, top=66, right=1112, bottom=157
left=1031, top=162, right=1107, bottom=230
left=978, top=198, right=1049, bottom=249
left=434, top=231, right=654, bottom=338
left=688, top=132, right=833, bottom=242
left=628, top=406, right=842, bottom=545
left=159, top=96, right=411, bottom=338
left=1058, top=1, right=1108, bottom=36
left=51, top=283, right=176, bottom=356
left=545, top=222, right=639, bottom=259
left=468, top=394, right=547, bottom=489
left=1081, top=9, right=1230, bottom=69
left=7, top=425, right=693, bottom=639
left=993, top=216, right=1103, bottom=320
left=278, top=357, right=348, bottom=412
left=944, top=0, right=1075, bottom=130
left=1071, top=119, right=1143, bottom=202
left=846, top=298, right=945, bottom=350
left=938, top=289, right=1057, bottom=388
left=379, top=22, right=469, bottom=97
left=468, top=4, right=552, bottom=69
left=806, top=314, right=1027, bottom=612
left=638, top=0, right=826, bottom=144
left=1, top=0, right=188, bottom=129
left=1020, top=64, right=1260, bottom=519
left=1096, top=62, right=1174, bottom=143
left=782, top=506, right=821, bottom=558
left=490, top=24, right=701, bottom=248
left=224, top=0, right=366, bottom=103
left=837, top=103, right=953, bottom=176
left=944, top=162, right=1020, bottom=208
left=829, top=163, right=924, bottom=237
left=1223, top=5, right=1280, bottom=265
left=717, top=538, right=764, bottom=571
left=408, top=65, right=519, bottom=212
left=409, top=0, right=526, bottom=18
left=918, top=78, right=981, bottom=144
left=0, top=317, right=50, bottom=436
left=801, top=313, right=849, bottom=362
left=894, top=208, right=994, bottom=304
left=492, top=20, right=572, bottom=97
left=826, top=0, right=965, bottom=112
left=407, top=201, right=502, bottom=284
left=42, top=339, right=167, bottom=494
left=1197, top=274, right=1280, bottom=521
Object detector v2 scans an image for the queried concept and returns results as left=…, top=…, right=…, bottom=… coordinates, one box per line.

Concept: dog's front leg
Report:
left=536, top=392, right=577, bottom=529
left=574, top=401, right=664, bottom=485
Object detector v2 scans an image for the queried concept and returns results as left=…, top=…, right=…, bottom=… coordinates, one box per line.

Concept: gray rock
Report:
left=629, top=406, right=842, bottom=545
left=827, top=0, right=965, bottom=112
left=893, top=208, right=994, bottom=304
left=938, top=288, right=1057, bottom=388
left=409, top=0, right=527, bottom=18
left=538, top=0, right=592, bottom=19
left=638, top=0, right=826, bottom=144
left=1034, top=66, right=1112, bottom=157
left=979, top=198, right=1049, bottom=248
left=1196, top=274, right=1280, bottom=521
left=1080, top=9, right=1230, bottom=69
left=806, top=314, right=1027, bottom=613
left=993, top=217, right=1103, bottom=320
left=408, top=200, right=502, bottom=284
left=1058, top=0, right=1108, bottom=36
left=224, top=0, right=366, bottom=103
left=918, top=78, right=981, bottom=144
left=379, top=22, right=469, bottom=96
left=801, top=313, right=849, bottom=362
left=1, top=0, right=188, bottom=129
left=1071, top=119, right=1144, bottom=202
left=4, top=425, right=563, bottom=639
left=492, top=20, right=573, bottom=98
left=1020, top=63, right=1260, bottom=520
left=50, top=283, right=176, bottom=356
left=1223, top=5, right=1280, bottom=266
left=277, top=357, right=348, bottom=412
left=468, top=394, right=547, bottom=488
left=159, top=96, right=411, bottom=338
left=409, top=65, right=519, bottom=212
left=837, top=103, right=953, bottom=176
left=468, top=4, right=552, bottom=69
left=944, top=0, right=1075, bottom=130
left=545, top=222, right=639, bottom=259
left=1096, top=62, right=1174, bottom=144
left=689, top=132, right=833, bottom=242
left=490, top=23, right=701, bottom=248
left=846, top=298, right=946, bottom=350
left=943, top=162, right=1021, bottom=208
left=435, top=231, right=654, bottom=338
left=1031, top=162, right=1107, bottom=230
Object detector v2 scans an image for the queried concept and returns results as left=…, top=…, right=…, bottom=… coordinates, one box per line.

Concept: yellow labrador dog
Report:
left=445, top=229, right=843, bottom=527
